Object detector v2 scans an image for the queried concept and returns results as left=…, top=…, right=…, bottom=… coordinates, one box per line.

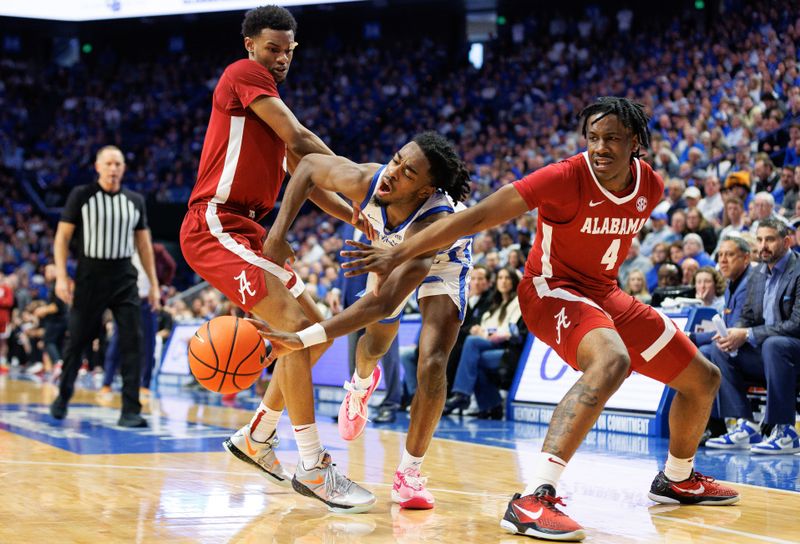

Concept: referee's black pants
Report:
left=59, top=260, right=143, bottom=416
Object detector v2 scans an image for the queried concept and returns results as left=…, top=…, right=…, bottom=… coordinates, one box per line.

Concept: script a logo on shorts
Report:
left=636, top=196, right=648, bottom=212
left=234, top=270, right=256, bottom=305
left=554, top=307, right=571, bottom=345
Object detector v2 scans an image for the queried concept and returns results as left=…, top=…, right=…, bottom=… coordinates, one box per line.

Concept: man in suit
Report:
left=445, top=264, right=494, bottom=395
left=691, top=234, right=753, bottom=442
left=705, top=218, right=800, bottom=454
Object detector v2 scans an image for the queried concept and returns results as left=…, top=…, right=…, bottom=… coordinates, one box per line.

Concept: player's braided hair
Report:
left=579, top=97, right=651, bottom=160
left=241, top=5, right=297, bottom=38
left=412, top=132, right=471, bottom=203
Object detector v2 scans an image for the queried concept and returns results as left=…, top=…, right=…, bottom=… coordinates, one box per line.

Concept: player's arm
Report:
left=341, top=184, right=529, bottom=283
left=134, top=228, right=161, bottom=310
left=53, top=221, right=75, bottom=305
left=249, top=97, right=333, bottom=158
left=263, top=154, right=377, bottom=264
left=307, top=188, right=376, bottom=242
left=250, top=215, right=445, bottom=348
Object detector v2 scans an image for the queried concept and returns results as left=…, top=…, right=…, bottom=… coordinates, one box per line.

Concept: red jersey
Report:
left=189, top=59, right=286, bottom=220
left=513, top=152, right=664, bottom=293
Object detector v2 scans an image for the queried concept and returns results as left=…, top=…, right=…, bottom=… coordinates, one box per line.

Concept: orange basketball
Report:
left=188, top=316, right=269, bottom=394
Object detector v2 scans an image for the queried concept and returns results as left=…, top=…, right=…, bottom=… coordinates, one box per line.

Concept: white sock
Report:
left=664, top=453, right=694, bottom=482
left=249, top=403, right=282, bottom=442
left=522, top=452, right=568, bottom=496
left=397, top=449, right=425, bottom=473
left=353, top=367, right=374, bottom=390
left=293, top=423, right=324, bottom=470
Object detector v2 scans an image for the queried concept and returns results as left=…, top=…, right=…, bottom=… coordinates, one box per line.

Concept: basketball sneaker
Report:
left=392, top=468, right=435, bottom=510
left=292, top=450, right=376, bottom=513
left=223, top=425, right=292, bottom=488
left=338, top=366, right=381, bottom=441
left=750, top=424, right=800, bottom=454
left=648, top=471, right=739, bottom=505
left=705, top=419, right=761, bottom=449
left=500, top=485, right=585, bottom=541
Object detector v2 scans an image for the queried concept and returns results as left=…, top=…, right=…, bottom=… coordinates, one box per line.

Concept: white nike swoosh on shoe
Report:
left=675, top=484, right=705, bottom=495
left=513, top=503, right=543, bottom=520
left=589, top=200, right=605, bottom=207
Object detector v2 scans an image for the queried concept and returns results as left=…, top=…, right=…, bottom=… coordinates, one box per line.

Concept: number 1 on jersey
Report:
left=601, top=238, right=621, bottom=271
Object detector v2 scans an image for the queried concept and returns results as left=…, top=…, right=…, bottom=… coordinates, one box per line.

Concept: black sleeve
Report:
left=60, top=186, right=85, bottom=224
left=131, top=191, right=148, bottom=230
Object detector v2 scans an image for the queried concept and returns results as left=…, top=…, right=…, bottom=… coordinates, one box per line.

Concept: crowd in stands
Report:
left=1, top=0, right=799, bottom=423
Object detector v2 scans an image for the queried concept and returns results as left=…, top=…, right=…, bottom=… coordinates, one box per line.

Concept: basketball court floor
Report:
left=1, top=374, right=798, bottom=543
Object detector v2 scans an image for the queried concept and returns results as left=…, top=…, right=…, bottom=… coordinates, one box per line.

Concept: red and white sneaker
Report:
left=500, top=485, right=585, bottom=541
left=648, top=471, right=739, bottom=505
left=392, top=468, right=435, bottom=509
left=338, top=366, right=381, bottom=441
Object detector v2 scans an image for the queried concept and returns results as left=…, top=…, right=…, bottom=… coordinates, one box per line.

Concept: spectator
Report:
left=618, top=237, right=652, bottom=288
left=724, top=172, right=753, bottom=211
left=682, top=233, right=715, bottom=267
left=685, top=208, right=718, bottom=255
left=774, top=166, right=798, bottom=217
left=750, top=191, right=789, bottom=234
left=641, top=211, right=678, bottom=257
left=681, top=258, right=700, bottom=287
left=645, top=242, right=670, bottom=292
left=692, top=266, right=726, bottom=314
left=697, top=176, right=724, bottom=228
left=753, top=154, right=780, bottom=194
left=705, top=218, right=800, bottom=454
left=669, top=241, right=685, bottom=265
left=624, top=269, right=651, bottom=305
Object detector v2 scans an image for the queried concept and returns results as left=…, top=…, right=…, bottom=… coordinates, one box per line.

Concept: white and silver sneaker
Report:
left=292, top=450, right=376, bottom=513
left=223, top=425, right=292, bottom=488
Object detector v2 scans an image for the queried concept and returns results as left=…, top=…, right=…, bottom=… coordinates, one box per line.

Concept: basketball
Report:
left=188, top=316, right=269, bottom=394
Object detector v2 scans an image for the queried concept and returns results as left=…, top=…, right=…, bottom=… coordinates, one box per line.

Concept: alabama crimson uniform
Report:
left=512, top=152, right=696, bottom=383
left=180, top=59, right=302, bottom=311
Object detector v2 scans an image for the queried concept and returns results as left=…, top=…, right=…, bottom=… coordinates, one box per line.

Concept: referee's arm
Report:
left=135, top=228, right=161, bottom=310
left=54, top=221, right=76, bottom=305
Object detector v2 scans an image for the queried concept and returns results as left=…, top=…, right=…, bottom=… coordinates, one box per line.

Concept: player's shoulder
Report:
left=635, top=157, right=664, bottom=192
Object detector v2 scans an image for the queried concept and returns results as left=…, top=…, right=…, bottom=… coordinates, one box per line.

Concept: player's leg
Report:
left=249, top=272, right=375, bottom=511
left=610, top=298, right=738, bottom=505
left=338, top=320, right=399, bottom=440
left=502, top=279, right=620, bottom=541
left=392, top=294, right=461, bottom=510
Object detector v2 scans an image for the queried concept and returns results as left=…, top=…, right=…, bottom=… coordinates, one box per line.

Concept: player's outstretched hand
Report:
left=262, top=236, right=296, bottom=267
left=340, top=239, right=395, bottom=294
left=244, top=318, right=304, bottom=354
left=351, top=202, right=377, bottom=242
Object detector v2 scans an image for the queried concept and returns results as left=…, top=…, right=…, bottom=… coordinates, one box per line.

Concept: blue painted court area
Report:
left=0, top=403, right=234, bottom=455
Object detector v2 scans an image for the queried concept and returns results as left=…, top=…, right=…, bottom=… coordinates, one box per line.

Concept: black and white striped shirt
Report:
left=61, top=182, right=148, bottom=261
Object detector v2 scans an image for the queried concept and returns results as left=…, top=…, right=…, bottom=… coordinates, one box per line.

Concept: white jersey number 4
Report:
left=601, top=238, right=621, bottom=271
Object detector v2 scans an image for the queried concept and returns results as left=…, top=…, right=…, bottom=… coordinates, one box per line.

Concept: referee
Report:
left=50, top=146, right=160, bottom=427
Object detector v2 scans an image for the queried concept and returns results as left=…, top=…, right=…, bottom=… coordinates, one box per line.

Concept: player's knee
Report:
left=586, top=352, right=630, bottom=390
left=703, top=359, right=721, bottom=394
left=359, top=336, right=389, bottom=361
left=417, top=351, right=447, bottom=387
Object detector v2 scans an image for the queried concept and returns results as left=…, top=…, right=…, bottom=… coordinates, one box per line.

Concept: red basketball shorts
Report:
left=518, top=276, right=697, bottom=384
left=180, top=203, right=304, bottom=312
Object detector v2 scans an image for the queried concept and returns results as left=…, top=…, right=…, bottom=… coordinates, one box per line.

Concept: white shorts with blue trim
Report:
left=363, top=261, right=471, bottom=324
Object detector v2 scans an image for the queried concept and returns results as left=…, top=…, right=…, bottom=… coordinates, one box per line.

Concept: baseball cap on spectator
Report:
left=683, top=186, right=702, bottom=200
left=651, top=211, right=668, bottom=221
left=724, top=171, right=751, bottom=190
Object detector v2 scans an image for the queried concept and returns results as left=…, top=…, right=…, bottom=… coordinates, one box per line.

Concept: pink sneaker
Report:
left=338, top=366, right=381, bottom=441
left=392, top=468, right=435, bottom=509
